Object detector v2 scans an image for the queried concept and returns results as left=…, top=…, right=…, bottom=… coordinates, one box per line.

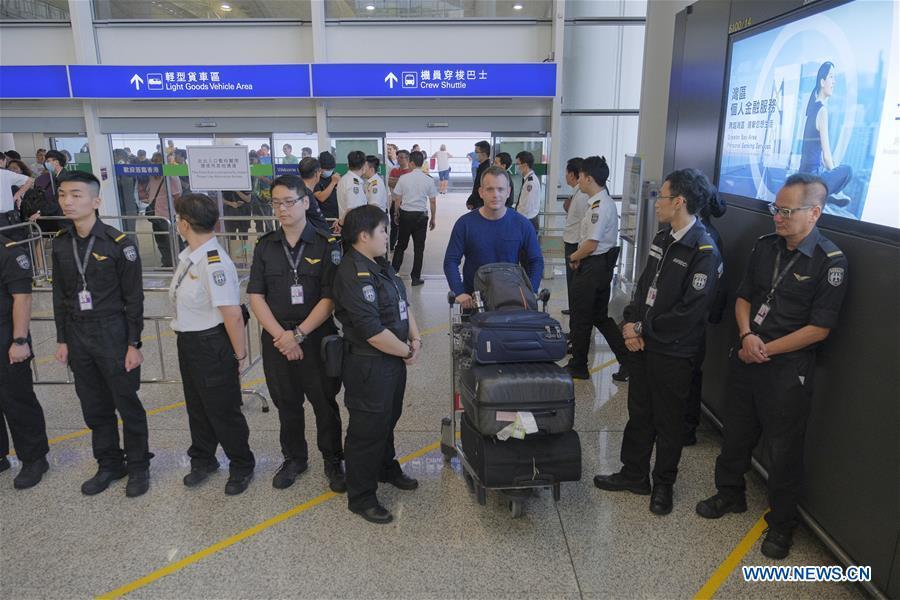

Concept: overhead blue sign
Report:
left=311, top=63, right=557, bottom=98
left=0, top=65, right=70, bottom=99
left=68, top=64, right=311, bottom=99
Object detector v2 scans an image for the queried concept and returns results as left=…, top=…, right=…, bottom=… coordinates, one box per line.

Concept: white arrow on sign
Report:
left=384, top=72, right=398, bottom=89
left=130, top=73, right=144, bottom=90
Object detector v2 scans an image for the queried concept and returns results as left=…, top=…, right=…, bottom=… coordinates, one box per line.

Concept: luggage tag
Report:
left=645, top=286, right=657, bottom=307
left=753, top=302, right=770, bottom=325
left=78, top=290, right=93, bottom=311
left=399, top=299, right=408, bottom=321
left=290, top=284, right=304, bottom=305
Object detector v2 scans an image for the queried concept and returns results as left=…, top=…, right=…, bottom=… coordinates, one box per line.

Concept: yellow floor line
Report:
left=589, top=357, right=619, bottom=374
left=98, top=441, right=441, bottom=599
left=694, top=513, right=769, bottom=599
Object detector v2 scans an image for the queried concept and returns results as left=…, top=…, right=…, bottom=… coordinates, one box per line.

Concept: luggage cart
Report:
left=440, top=289, right=556, bottom=519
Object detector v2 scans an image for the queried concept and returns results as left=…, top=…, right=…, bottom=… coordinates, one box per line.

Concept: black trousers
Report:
left=67, top=316, right=150, bottom=471
left=685, top=334, right=707, bottom=437
left=714, top=353, right=814, bottom=533
left=0, top=332, right=48, bottom=464
left=342, top=351, right=406, bottom=511
left=563, top=241, right=578, bottom=314
left=176, top=325, right=255, bottom=475
left=620, top=350, right=695, bottom=485
left=569, top=252, right=628, bottom=370
left=151, top=218, right=174, bottom=268
left=261, top=328, right=342, bottom=465
left=391, top=210, right=428, bottom=281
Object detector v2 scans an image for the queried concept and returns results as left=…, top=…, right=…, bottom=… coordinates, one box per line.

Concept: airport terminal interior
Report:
left=0, top=0, right=898, bottom=599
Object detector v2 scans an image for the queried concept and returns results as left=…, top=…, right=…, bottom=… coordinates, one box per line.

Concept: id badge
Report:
left=78, top=290, right=93, bottom=311
left=645, top=286, right=658, bottom=307
left=290, top=284, right=304, bottom=305
left=399, top=299, right=408, bottom=321
left=753, top=302, right=770, bottom=325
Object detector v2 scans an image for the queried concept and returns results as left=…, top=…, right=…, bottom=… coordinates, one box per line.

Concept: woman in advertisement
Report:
left=798, top=61, right=852, bottom=208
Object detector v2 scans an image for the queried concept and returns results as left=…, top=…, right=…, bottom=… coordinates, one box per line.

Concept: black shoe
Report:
left=696, top=492, right=747, bottom=519
left=13, top=458, right=49, bottom=490
left=566, top=341, right=574, bottom=356
left=379, top=471, right=418, bottom=490
left=649, top=484, right=673, bottom=515
left=272, top=459, right=308, bottom=490
left=183, top=462, right=219, bottom=487
left=225, top=472, right=254, bottom=496
left=683, top=430, right=698, bottom=447
left=565, top=363, right=590, bottom=380
left=0, top=457, right=10, bottom=473
left=325, top=461, right=347, bottom=494
left=411, top=279, right=425, bottom=287
left=561, top=309, right=571, bottom=315
left=612, top=365, right=629, bottom=382
left=761, top=528, right=793, bottom=560
left=81, top=467, right=128, bottom=496
left=351, top=504, right=394, bottom=524
left=593, top=471, right=651, bottom=495
left=125, top=469, right=150, bottom=498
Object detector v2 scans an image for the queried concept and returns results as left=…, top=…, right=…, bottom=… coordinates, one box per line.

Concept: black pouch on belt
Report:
left=321, top=334, right=344, bottom=378
left=240, top=303, right=250, bottom=325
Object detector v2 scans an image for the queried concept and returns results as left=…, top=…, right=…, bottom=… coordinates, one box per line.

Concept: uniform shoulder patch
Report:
left=212, top=269, right=227, bottom=286
left=362, top=284, right=376, bottom=302
left=123, top=245, right=138, bottom=262
left=331, top=248, right=342, bottom=265
left=827, top=267, right=844, bottom=287
left=16, top=253, right=31, bottom=270
left=206, top=249, right=221, bottom=264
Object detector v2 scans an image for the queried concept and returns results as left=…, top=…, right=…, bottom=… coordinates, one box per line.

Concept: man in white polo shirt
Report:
left=562, top=156, right=590, bottom=317
left=0, top=152, right=34, bottom=232
left=391, top=151, right=437, bottom=286
left=363, top=155, right=388, bottom=213
left=336, top=150, right=368, bottom=224
left=515, top=150, right=542, bottom=232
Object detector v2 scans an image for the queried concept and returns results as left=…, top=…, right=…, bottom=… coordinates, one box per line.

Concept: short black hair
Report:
left=397, top=149, right=410, bottom=159
left=175, top=193, right=219, bottom=233
left=58, top=170, right=101, bottom=195
left=366, top=155, right=380, bottom=170
left=347, top=150, right=366, bottom=171
left=45, top=149, right=67, bottom=166
left=580, top=156, right=610, bottom=188
left=475, top=140, right=491, bottom=156
left=260, top=143, right=270, bottom=150
left=784, top=172, right=828, bottom=208
left=4, top=150, right=21, bottom=160
left=299, top=157, right=320, bottom=179
left=282, top=143, right=293, bottom=151
left=271, top=175, right=310, bottom=199
left=480, top=165, right=511, bottom=188
left=566, top=157, right=584, bottom=176
left=318, top=151, right=336, bottom=169
left=342, top=205, right=388, bottom=246
left=515, top=151, right=535, bottom=169
left=495, top=152, right=512, bottom=169
left=409, top=151, right=425, bottom=167
left=301, top=146, right=313, bottom=156
left=664, top=168, right=714, bottom=215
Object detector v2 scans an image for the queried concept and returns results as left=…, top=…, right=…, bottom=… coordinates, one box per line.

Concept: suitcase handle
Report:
left=512, top=473, right=556, bottom=486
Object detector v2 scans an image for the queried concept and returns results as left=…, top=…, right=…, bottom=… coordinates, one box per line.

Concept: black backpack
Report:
left=473, top=263, right=537, bottom=311
left=19, top=186, right=59, bottom=221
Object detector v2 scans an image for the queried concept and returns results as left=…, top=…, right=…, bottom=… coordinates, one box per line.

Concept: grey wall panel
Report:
left=0, top=117, right=86, bottom=133
left=327, top=115, right=550, bottom=133
left=98, top=117, right=317, bottom=134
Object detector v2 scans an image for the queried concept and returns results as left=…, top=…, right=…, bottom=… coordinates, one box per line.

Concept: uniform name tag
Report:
left=399, top=299, right=408, bottom=321
left=753, top=302, right=770, bottom=325
left=290, top=284, right=304, bottom=305
left=646, top=286, right=658, bottom=307
left=78, top=290, right=93, bottom=311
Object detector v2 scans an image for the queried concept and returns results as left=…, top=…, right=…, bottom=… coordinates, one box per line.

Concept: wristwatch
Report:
left=129, top=341, right=143, bottom=349
left=633, top=321, right=643, bottom=336
left=293, top=327, right=307, bottom=345
left=13, top=337, right=28, bottom=346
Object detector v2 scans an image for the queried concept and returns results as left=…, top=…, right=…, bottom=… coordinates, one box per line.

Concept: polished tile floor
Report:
left=2, top=198, right=865, bottom=599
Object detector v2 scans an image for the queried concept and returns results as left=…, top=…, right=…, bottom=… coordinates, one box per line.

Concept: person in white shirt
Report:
left=562, top=157, right=590, bottom=316
left=170, top=192, right=255, bottom=496
left=515, top=151, right=542, bottom=231
left=0, top=152, right=34, bottom=227
left=336, top=151, right=369, bottom=224
left=390, top=151, right=437, bottom=286
left=431, top=144, right=453, bottom=195
left=363, top=155, right=388, bottom=213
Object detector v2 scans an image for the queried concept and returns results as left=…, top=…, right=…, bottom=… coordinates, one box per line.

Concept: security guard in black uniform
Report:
left=697, top=173, right=848, bottom=560
left=248, top=175, right=346, bottom=492
left=51, top=171, right=151, bottom=497
left=333, top=205, right=422, bottom=524
left=0, top=234, right=49, bottom=489
left=594, top=168, right=720, bottom=516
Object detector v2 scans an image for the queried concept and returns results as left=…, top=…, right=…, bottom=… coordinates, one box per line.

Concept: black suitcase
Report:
left=457, top=310, right=566, bottom=364
left=460, top=413, right=582, bottom=487
left=459, top=362, right=575, bottom=436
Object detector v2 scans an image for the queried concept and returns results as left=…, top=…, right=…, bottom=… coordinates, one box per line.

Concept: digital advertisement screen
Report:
left=717, top=0, right=899, bottom=230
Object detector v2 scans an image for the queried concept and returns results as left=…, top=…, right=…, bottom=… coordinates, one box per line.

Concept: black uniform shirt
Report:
left=51, top=219, right=144, bottom=344
left=0, top=236, right=33, bottom=325
left=736, top=227, right=848, bottom=346
left=333, top=248, right=410, bottom=348
left=247, top=223, right=342, bottom=325
left=467, top=159, right=490, bottom=209
left=315, top=175, right=339, bottom=220
left=624, top=218, right=720, bottom=358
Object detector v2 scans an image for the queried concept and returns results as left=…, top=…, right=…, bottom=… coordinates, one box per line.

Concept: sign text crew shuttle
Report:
left=311, top=63, right=557, bottom=98
left=68, top=65, right=311, bottom=99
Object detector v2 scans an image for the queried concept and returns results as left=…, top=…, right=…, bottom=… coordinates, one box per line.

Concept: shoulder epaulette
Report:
left=206, top=249, right=221, bottom=264
left=357, top=271, right=370, bottom=277
left=312, top=226, right=336, bottom=242
left=591, top=200, right=601, bottom=209
left=55, top=229, right=67, bottom=238
left=103, top=225, right=127, bottom=243
left=758, top=232, right=778, bottom=240
left=258, top=230, right=276, bottom=242
left=0, top=234, right=14, bottom=247
left=826, top=249, right=844, bottom=258
left=818, top=237, right=843, bottom=258
left=698, top=244, right=714, bottom=252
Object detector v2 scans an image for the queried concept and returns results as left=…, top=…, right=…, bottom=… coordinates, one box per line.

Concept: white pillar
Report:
left=546, top=0, right=566, bottom=273
left=311, top=0, right=330, bottom=154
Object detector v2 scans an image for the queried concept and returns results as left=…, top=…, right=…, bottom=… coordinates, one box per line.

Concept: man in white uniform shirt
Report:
left=0, top=152, right=34, bottom=231
left=562, top=157, right=590, bottom=316
left=515, top=151, right=542, bottom=231
left=363, top=155, right=388, bottom=213
left=336, top=151, right=368, bottom=224
left=391, top=151, right=437, bottom=286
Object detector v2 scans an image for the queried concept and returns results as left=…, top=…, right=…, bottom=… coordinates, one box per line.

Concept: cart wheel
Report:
left=476, top=483, right=487, bottom=506
left=463, top=470, right=475, bottom=493
left=508, top=499, right=525, bottom=519
left=440, top=443, right=454, bottom=463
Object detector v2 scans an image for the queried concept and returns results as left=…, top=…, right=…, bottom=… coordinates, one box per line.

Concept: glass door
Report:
left=329, top=135, right=385, bottom=175
left=50, top=135, right=91, bottom=173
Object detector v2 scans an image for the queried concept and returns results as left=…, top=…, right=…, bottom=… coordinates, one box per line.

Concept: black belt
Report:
left=399, top=210, right=426, bottom=215
left=69, top=312, right=121, bottom=322
left=346, top=343, right=383, bottom=357
left=175, top=323, right=226, bottom=338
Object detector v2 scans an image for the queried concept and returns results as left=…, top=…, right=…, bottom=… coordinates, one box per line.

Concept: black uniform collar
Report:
left=269, top=223, right=317, bottom=246
left=778, top=227, right=820, bottom=258
left=673, top=218, right=707, bottom=248
left=348, top=247, right=390, bottom=274
left=66, top=217, right=106, bottom=239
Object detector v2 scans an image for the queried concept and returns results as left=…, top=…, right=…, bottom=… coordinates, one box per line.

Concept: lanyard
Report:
left=282, top=240, right=307, bottom=285
left=172, top=259, right=192, bottom=296
left=71, top=235, right=96, bottom=291
left=650, top=233, right=676, bottom=287
left=766, top=251, right=801, bottom=303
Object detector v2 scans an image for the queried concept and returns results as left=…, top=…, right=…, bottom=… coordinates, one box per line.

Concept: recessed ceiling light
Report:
left=513, top=3, right=523, bottom=9
left=220, top=3, right=232, bottom=11
left=365, top=4, right=375, bottom=10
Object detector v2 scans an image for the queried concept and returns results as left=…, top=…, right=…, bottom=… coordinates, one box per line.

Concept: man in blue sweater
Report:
left=444, top=166, right=543, bottom=308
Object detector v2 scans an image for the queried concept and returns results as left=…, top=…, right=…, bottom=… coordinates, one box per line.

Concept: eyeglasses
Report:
left=768, top=203, right=814, bottom=218
left=272, top=198, right=301, bottom=209
left=655, top=194, right=679, bottom=201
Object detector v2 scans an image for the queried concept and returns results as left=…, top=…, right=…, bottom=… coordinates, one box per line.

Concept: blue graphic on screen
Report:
left=717, top=0, right=899, bottom=229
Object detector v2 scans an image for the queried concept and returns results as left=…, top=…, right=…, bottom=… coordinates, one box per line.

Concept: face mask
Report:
left=322, top=169, right=334, bottom=177
left=44, top=162, right=52, bottom=170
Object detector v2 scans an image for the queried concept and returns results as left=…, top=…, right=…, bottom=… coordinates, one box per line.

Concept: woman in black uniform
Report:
left=332, top=205, right=423, bottom=524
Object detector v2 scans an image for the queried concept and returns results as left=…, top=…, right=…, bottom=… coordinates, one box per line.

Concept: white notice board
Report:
left=186, top=145, right=251, bottom=191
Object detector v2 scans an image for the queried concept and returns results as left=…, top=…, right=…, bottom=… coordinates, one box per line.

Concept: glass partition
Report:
left=1, top=0, right=68, bottom=20
left=326, top=0, right=551, bottom=20
left=92, top=0, right=311, bottom=20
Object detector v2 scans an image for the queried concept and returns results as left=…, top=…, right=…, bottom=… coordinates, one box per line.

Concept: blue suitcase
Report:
left=457, top=309, right=566, bottom=364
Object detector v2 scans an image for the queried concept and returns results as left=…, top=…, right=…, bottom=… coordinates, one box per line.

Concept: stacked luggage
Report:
left=452, top=264, right=582, bottom=512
